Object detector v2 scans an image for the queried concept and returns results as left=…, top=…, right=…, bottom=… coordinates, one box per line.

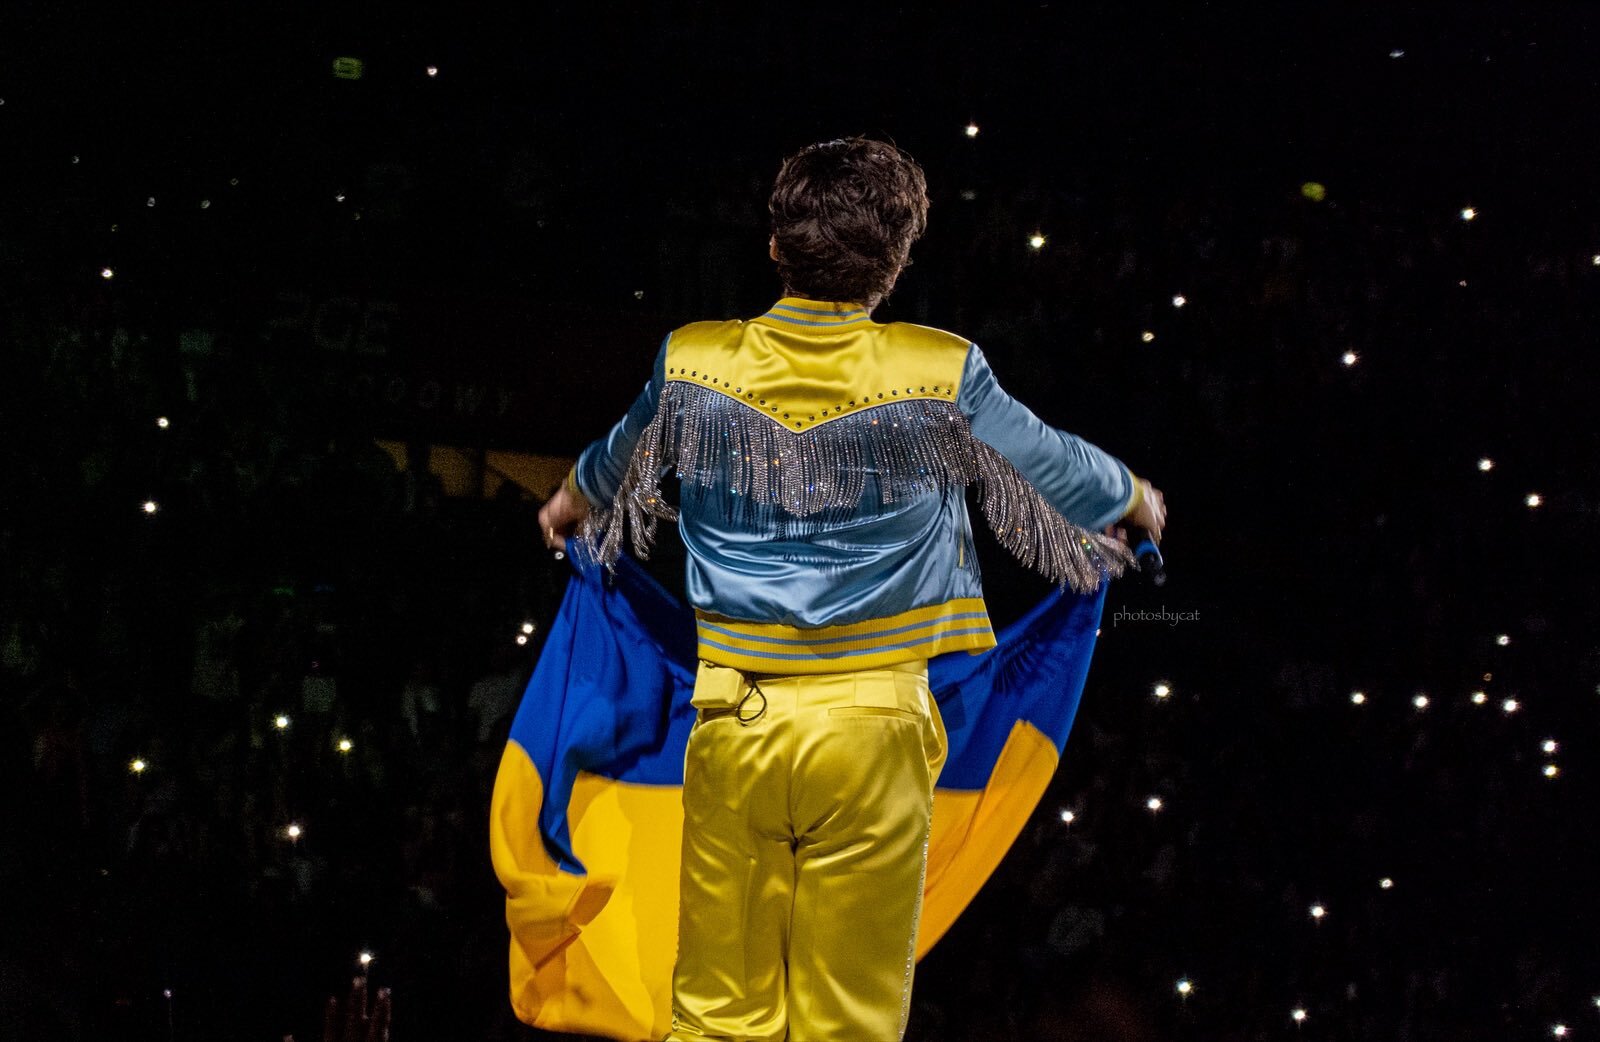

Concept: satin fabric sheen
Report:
left=668, top=660, right=946, bottom=1041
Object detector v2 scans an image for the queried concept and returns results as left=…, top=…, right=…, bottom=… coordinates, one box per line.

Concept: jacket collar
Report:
left=753, top=296, right=875, bottom=333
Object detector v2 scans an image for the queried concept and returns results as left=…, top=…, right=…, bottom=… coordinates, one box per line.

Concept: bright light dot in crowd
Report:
left=285, top=823, right=302, bottom=839
left=146, top=197, right=156, bottom=207
left=358, top=951, right=374, bottom=966
left=274, top=714, right=290, bottom=730
left=959, top=189, right=978, bottom=201
left=1095, top=628, right=1101, bottom=637
left=1341, top=350, right=1359, bottom=366
left=157, top=417, right=169, bottom=429
left=1379, top=877, right=1394, bottom=889
left=1460, top=207, right=1477, bottom=221
left=1292, top=1008, right=1308, bottom=1023
left=229, top=177, right=239, bottom=186
left=1458, top=279, right=1469, bottom=287
left=1543, top=764, right=1560, bottom=779
left=1059, top=808, right=1075, bottom=824
left=101, top=267, right=114, bottom=280
left=130, top=758, right=147, bottom=774
left=1592, top=255, right=1600, bottom=266
left=1176, top=978, right=1193, bottom=996
left=1471, top=691, right=1488, bottom=705
left=1542, top=738, right=1558, bottom=754
left=1553, top=1024, right=1568, bottom=1037
left=337, top=737, right=353, bottom=753
left=1310, top=903, right=1326, bottom=920
left=1172, top=294, right=1187, bottom=308
left=521, top=622, right=535, bottom=634
left=1412, top=694, right=1429, bottom=710
left=142, top=500, right=158, bottom=514
left=1478, top=457, right=1495, bottom=471
left=515, top=634, right=528, bottom=646
left=335, top=193, right=346, bottom=203
left=1154, top=682, right=1171, bottom=699
left=1146, top=796, right=1163, bottom=812
left=1028, top=233, right=1046, bottom=250
left=1502, top=698, right=1521, bottom=714
left=1525, top=493, right=1542, bottom=508
left=965, top=122, right=979, bottom=138
left=426, top=66, right=439, bottom=77
left=1389, top=48, right=1405, bottom=58
left=1350, top=691, right=1367, bottom=705
left=1496, top=634, right=1511, bottom=646
left=1141, top=331, right=1156, bottom=343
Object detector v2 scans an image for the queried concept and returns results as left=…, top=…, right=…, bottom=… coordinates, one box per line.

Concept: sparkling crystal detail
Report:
left=578, top=383, right=1134, bottom=590
left=899, top=803, right=933, bottom=1040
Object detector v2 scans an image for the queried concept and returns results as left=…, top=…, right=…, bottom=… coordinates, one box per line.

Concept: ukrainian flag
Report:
left=490, top=543, right=1107, bottom=1040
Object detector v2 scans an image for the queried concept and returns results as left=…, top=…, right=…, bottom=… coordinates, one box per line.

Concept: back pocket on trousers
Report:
left=827, top=705, right=921, bottom=720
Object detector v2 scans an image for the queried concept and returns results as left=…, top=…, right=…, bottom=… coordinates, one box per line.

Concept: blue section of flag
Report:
left=926, top=580, right=1105, bottom=788
left=507, top=541, right=1107, bottom=875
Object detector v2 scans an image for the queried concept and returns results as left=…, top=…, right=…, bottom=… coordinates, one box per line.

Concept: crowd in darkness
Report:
left=3, top=142, right=1596, bottom=1040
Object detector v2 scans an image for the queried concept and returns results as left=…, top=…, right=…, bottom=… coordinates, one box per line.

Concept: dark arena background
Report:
left=3, top=3, right=1598, bottom=1040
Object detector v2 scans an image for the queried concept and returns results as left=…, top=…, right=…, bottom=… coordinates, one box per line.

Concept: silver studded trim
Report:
left=578, top=381, right=1135, bottom=591
left=896, top=806, right=933, bottom=1041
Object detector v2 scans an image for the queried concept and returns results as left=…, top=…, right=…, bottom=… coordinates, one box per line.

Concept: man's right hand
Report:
left=1120, top=479, right=1166, bottom=543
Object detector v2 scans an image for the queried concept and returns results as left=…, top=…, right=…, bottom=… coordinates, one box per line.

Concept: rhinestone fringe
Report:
left=578, top=382, right=1136, bottom=592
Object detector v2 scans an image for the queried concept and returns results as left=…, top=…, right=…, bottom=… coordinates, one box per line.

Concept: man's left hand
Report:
left=538, top=485, right=591, bottom=551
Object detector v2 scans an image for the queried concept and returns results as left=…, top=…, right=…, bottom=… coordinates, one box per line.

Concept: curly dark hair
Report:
left=768, top=137, right=930, bottom=309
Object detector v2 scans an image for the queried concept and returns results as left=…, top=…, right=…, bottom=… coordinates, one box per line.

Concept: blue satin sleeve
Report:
left=956, top=343, right=1136, bottom=532
left=574, top=335, right=671, bottom=506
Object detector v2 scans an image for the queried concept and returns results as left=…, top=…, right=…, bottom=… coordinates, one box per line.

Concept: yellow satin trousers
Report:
left=665, top=659, right=948, bottom=1042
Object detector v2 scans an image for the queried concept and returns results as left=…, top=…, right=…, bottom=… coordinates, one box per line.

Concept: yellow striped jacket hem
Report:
left=694, top=599, right=997, bottom=674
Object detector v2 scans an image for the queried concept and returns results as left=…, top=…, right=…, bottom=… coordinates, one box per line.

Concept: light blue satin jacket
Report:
left=571, top=297, right=1138, bottom=673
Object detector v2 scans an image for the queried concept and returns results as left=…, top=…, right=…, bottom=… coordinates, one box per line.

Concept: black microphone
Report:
left=1127, top=526, right=1166, bottom=587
